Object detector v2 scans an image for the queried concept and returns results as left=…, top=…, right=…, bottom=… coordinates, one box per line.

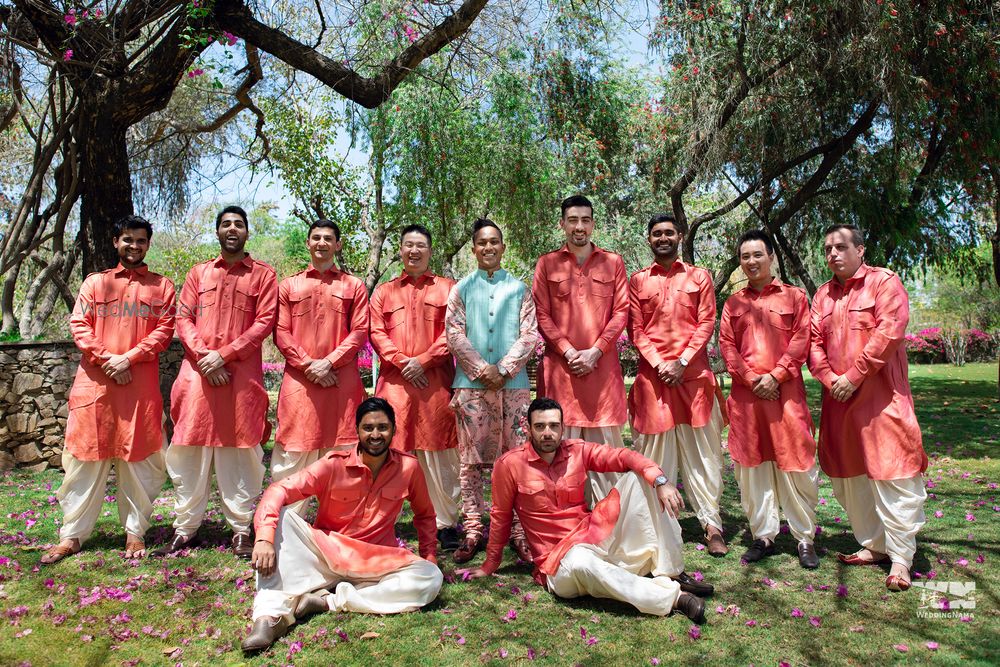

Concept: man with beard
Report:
left=370, top=224, right=462, bottom=550
left=42, top=215, right=175, bottom=564
left=446, top=219, right=537, bottom=564
left=242, top=397, right=441, bottom=652
left=808, top=224, right=927, bottom=591
left=719, top=230, right=820, bottom=568
left=532, top=195, right=629, bottom=505
left=458, top=397, right=711, bottom=623
left=628, top=213, right=728, bottom=555
left=271, top=219, right=369, bottom=514
left=157, top=206, right=278, bottom=558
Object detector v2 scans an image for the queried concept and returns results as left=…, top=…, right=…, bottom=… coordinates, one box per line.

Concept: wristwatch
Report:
left=654, top=475, right=669, bottom=487
left=678, top=357, right=689, bottom=368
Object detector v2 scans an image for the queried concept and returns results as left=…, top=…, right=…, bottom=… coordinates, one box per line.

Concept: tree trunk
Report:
left=77, top=111, right=134, bottom=274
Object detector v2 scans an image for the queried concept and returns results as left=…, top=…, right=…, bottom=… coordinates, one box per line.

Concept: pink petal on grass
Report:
left=894, top=644, right=909, bottom=653
left=791, top=608, right=804, bottom=618
left=926, top=642, right=939, bottom=651
left=688, top=626, right=701, bottom=640
left=809, top=616, right=822, bottom=627
left=934, top=511, right=944, bottom=518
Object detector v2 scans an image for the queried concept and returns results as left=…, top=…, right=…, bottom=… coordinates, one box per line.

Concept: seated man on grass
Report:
left=459, top=397, right=712, bottom=624
left=243, top=397, right=442, bottom=653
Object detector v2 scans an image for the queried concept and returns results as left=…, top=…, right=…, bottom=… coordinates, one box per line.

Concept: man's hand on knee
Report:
left=251, top=540, right=276, bottom=576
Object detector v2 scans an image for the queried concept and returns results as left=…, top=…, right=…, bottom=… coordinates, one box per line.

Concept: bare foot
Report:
left=124, top=534, right=146, bottom=559
left=889, top=562, right=910, bottom=584
left=856, top=548, right=888, bottom=562
left=40, top=538, right=81, bottom=564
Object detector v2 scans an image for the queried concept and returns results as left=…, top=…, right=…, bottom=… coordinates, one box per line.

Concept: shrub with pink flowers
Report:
left=905, top=327, right=998, bottom=364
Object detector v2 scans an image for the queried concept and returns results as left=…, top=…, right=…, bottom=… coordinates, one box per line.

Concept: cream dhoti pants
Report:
left=57, top=449, right=166, bottom=543
left=831, top=474, right=926, bottom=568
left=416, top=449, right=462, bottom=529
left=546, top=473, right=685, bottom=616
left=563, top=425, right=625, bottom=509
left=165, top=444, right=265, bottom=538
left=253, top=510, right=443, bottom=621
left=633, top=400, right=725, bottom=532
left=270, top=444, right=338, bottom=517
left=735, top=462, right=818, bottom=544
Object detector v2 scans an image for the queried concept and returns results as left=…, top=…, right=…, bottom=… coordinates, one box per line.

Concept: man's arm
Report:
left=325, top=279, right=370, bottom=368
left=174, top=266, right=211, bottom=359
left=581, top=442, right=683, bottom=516
left=251, top=461, right=330, bottom=575
left=719, top=299, right=755, bottom=387
left=532, top=257, right=573, bottom=356
left=218, top=268, right=279, bottom=362
left=592, top=256, right=629, bottom=356
left=770, top=289, right=810, bottom=383
left=843, top=275, right=908, bottom=387
left=123, top=279, right=176, bottom=366
left=679, top=272, right=716, bottom=364
left=627, top=273, right=667, bottom=369
left=369, top=283, right=407, bottom=368
left=807, top=296, right=836, bottom=390
left=274, top=280, right=311, bottom=371
left=445, top=284, right=489, bottom=381
left=496, top=287, right=539, bottom=378
left=406, top=462, right=439, bottom=565
left=68, top=275, right=110, bottom=366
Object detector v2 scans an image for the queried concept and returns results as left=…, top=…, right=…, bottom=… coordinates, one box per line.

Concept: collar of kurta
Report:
left=400, top=270, right=435, bottom=286
left=523, top=439, right=569, bottom=466
left=113, top=263, right=149, bottom=277
left=557, top=242, right=604, bottom=262
left=306, top=263, right=343, bottom=277
left=347, top=444, right=401, bottom=471
left=741, top=276, right=783, bottom=298
left=831, top=263, right=873, bottom=293
left=475, top=268, right=508, bottom=283
left=648, top=259, right=687, bottom=277
left=211, top=253, right=254, bottom=269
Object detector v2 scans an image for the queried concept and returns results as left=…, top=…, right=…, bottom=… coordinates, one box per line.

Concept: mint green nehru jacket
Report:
left=452, top=269, right=529, bottom=390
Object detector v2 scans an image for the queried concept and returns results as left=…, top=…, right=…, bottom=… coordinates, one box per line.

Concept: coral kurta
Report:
left=481, top=440, right=664, bottom=585
left=808, top=264, right=926, bottom=480
left=66, top=264, right=175, bottom=462
left=170, top=255, right=277, bottom=447
left=627, top=261, right=719, bottom=434
left=369, top=271, right=457, bottom=452
left=720, top=279, right=816, bottom=471
left=254, top=447, right=438, bottom=574
left=532, top=245, right=628, bottom=427
left=274, top=266, right=369, bottom=451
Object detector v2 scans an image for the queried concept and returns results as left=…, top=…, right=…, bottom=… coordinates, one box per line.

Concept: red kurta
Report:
left=481, top=440, right=663, bottom=585
left=719, top=279, right=815, bottom=471
left=808, top=264, right=927, bottom=480
left=254, top=447, right=438, bottom=574
left=369, top=271, right=457, bottom=452
left=627, top=261, right=720, bottom=434
left=66, top=264, right=175, bottom=462
left=170, top=255, right=277, bottom=447
left=274, top=265, right=369, bottom=451
left=532, top=245, right=628, bottom=427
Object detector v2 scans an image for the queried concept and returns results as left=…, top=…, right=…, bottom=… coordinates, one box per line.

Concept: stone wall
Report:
left=0, top=339, right=184, bottom=472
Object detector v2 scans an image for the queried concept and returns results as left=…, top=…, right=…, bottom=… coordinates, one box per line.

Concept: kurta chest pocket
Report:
left=328, top=287, right=352, bottom=314
left=848, top=296, right=877, bottom=330
left=380, top=484, right=407, bottom=501
left=516, top=480, right=550, bottom=511
left=547, top=272, right=572, bottom=298
left=422, top=300, right=447, bottom=322
left=556, top=473, right=586, bottom=505
left=590, top=272, right=615, bottom=298
left=233, top=286, right=260, bottom=313
left=197, top=283, right=218, bottom=309
left=384, top=303, right=406, bottom=329
left=289, top=289, right=313, bottom=317
left=767, top=305, right=795, bottom=331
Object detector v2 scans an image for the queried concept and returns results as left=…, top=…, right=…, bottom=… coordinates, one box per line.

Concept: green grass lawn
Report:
left=1, top=364, right=997, bottom=666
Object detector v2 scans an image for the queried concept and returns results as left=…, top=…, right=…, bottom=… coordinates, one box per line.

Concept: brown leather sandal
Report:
left=40, top=543, right=80, bottom=565
left=124, top=537, right=146, bottom=558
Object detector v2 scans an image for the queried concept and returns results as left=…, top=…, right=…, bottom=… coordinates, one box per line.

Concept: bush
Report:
left=905, top=327, right=998, bottom=365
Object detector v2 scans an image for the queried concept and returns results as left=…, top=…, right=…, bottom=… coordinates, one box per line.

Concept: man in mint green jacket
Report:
left=446, top=219, right=538, bottom=564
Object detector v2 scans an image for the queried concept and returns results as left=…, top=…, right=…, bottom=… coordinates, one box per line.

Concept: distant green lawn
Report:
left=1, top=364, right=997, bottom=666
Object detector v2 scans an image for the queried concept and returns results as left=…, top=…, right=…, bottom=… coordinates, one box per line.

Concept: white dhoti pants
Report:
left=546, top=473, right=684, bottom=616
left=57, top=449, right=166, bottom=543
left=831, top=474, right=926, bottom=568
left=165, top=444, right=265, bottom=538
left=563, top=425, right=625, bottom=509
left=735, top=462, right=818, bottom=544
left=253, top=510, right=443, bottom=621
left=270, top=444, right=335, bottom=517
left=633, top=401, right=724, bottom=531
left=415, top=449, right=461, bottom=529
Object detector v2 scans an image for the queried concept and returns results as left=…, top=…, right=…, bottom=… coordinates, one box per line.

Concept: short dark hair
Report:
left=401, top=224, right=432, bottom=246
left=647, top=212, right=686, bottom=235
left=527, top=397, right=563, bottom=424
left=309, top=219, right=341, bottom=241
left=736, top=229, right=775, bottom=256
left=113, top=215, right=153, bottom=240
left=216, top=205, right=248, bottom=231
left=355, top=396, right=395, bottom=427
left=823, top=223, right=864, bottom=247
left=472, top=218, right=503, bottom=242
left=560, top=195, right=593, bottom=217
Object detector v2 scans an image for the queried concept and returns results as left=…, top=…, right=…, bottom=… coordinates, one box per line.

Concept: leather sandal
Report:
left=40, top=542, right=80, bottom=565
left=837, top=550, right=889, bottom=566
left=886, top=572, right=911, bottom=592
